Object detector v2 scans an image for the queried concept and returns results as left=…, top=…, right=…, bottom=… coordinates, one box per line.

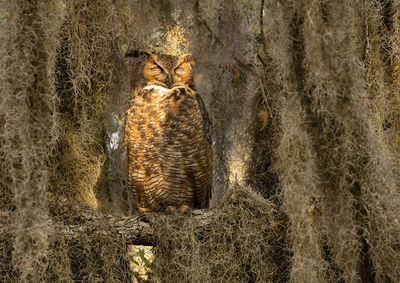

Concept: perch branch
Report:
left=51, top=209, right=216, bottom=246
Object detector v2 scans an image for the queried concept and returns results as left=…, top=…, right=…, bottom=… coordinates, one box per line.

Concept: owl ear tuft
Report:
left=181, top=53, right=194, bottom=64
left=125, top=49, right=152, bottom=59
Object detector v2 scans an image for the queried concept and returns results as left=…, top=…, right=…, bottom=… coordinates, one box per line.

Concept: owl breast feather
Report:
left=125, top=85, right=212, bottom=211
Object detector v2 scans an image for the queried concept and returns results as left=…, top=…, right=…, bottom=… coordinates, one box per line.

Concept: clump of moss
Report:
left=1, top=1, right=400, bottom=282
left=152, top=184, right=288, bottom=282
left=0, top=1, right=61, bottom=281
left=51, top=0, right=114, bottom=210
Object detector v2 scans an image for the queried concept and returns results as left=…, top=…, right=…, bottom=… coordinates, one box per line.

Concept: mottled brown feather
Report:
left=125, top=53, right=212, bottom=212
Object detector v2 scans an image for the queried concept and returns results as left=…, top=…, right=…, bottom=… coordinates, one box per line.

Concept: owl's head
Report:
left=126, top=50, right=194, bottom=89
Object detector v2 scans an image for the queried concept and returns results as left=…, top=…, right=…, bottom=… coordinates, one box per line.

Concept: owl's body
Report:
left=125, top=51, right=212, bottom=212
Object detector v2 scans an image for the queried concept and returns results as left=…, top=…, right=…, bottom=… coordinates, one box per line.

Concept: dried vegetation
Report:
left=0, top=0, right=399, bottom=282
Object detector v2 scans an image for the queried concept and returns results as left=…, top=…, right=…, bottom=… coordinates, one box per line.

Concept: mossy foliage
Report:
left=0, top=0, right=399, bottom=282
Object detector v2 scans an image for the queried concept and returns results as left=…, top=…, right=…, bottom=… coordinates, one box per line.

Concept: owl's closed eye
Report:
left=126, top=50, right=194, bottom=89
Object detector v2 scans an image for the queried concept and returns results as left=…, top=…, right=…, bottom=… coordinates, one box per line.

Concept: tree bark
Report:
left=50, top=209, right=216, bottom=246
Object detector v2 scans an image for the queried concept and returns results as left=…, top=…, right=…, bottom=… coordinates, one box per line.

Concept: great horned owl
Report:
left=125, top=50, right=213, bottom=212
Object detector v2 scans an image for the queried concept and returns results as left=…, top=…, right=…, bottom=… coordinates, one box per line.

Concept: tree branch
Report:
left=50, top=209, right=216, bottom=246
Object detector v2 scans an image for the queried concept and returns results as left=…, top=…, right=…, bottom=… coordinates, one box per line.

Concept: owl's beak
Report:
left=166, top=74, right=173, bottom=88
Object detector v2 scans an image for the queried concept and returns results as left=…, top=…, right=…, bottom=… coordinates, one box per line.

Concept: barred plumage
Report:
left=125, top=52, right=212, bottom=212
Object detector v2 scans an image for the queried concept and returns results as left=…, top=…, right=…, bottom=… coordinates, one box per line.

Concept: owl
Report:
left=124, top=50, right=213, bottom=212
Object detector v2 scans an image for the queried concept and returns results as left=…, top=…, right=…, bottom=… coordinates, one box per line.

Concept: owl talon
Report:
left=138, top=207, right=152, bottom=213
left=178, top=205, right=190, bottom=213
left=166, top=206, right=177, bottom=213
left=165, top=205, right=191, bottom=213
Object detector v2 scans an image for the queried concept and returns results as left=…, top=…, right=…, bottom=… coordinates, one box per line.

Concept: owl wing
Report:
left=124, top=90, right=137, bottom=153
left=125, top=87, right=163, bottom=210
left=194, top=91, right=213, bottom=207
left=124, top=90, right=139, bottom=208
left=159, top=86, right=212, bottom=209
